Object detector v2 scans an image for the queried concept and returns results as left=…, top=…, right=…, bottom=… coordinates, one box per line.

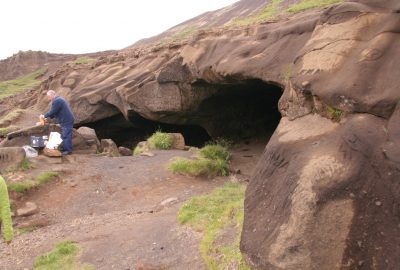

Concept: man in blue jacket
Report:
left=41, top=90, right=75, bottom=155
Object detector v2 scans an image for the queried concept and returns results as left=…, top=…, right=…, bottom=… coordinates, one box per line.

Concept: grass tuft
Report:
left=287, top=0, right=343, bottom=13
left=0, top=126, right=18, bottom=137
left=199, top=144, right=230, bottom=162
left=7, top=171, right=60, bottom=194
left=169, top=157, right=229, bottom=177
left=169, top=144, right=230, bottom=177
left=232, top=0, right=282, bottom=26
left=178, top=183, right=250, bottom=269
left=326, top=105, right=343, bottom=122
left=33, top=240, right=95, bottom=270
left=74, top=57, right=95, bottom=65
left=0, top=67, right=47, bottom=99
left=147, top=131, right=173, bottom=150
left=0, top=108, right=25, bottom=127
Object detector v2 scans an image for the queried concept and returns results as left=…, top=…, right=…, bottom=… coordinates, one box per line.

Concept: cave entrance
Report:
left=83, top=79, right=282, bottom=149
left=84, top=113, right=211, bottom=148
left=192, top=79, right=283, bottom=142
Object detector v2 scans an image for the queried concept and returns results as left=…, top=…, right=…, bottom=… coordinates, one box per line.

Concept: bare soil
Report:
left=0, top=142, right=263, bottom=270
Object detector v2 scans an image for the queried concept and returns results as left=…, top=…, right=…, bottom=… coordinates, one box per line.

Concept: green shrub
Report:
left=169, top=144, right=230, bottom=177
left=0, top=67, right=47, bottom=99
left=34, top=240, right=95, bottom=270
left=178, top=183, right=249, bottom=269
left=0, top=176, right=14, bottom=242
left=326, top=105, right=343, bottom=122
left=36, top=171, right=60, bottom=185
left=287, top=0, right=342, bottom=13
left=199, top=144, right=230, bottom=161
left=147, top=131, right=173, bottom=150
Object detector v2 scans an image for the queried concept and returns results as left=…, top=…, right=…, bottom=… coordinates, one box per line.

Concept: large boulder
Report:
left=0, top=147, right=25, bottom=172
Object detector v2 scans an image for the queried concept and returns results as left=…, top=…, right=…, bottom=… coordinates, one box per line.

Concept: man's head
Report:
left=46, top=90, right=56, bottom=101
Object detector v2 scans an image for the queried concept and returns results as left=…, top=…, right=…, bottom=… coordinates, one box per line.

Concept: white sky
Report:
left=0, top=0, right=238, bottom=60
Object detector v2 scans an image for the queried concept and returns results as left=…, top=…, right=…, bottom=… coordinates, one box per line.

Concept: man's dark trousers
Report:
left=62, top=124, right=73, bottom=153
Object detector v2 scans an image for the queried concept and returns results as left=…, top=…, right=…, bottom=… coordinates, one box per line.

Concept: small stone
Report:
left=160, top=197, right=179, bottom=207
left=69, top=181, right=78, bottom=187
left=301, top=81, right=310, bottom=87
left=349, top=193, right=355, bottom=198
left=17, top=202, right=39, bottom=217
left=375, top=201, right=382, bottom=206
left=140, top=152, right=154, bottom=157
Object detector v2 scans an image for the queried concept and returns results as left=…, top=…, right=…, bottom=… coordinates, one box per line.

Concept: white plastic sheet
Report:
left=46, top=132, right=63, bottom=150
left=22, top=145, right=38, bottom=158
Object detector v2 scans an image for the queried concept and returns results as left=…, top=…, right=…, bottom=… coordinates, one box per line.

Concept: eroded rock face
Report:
left=21, top=0, right=400, bottom=268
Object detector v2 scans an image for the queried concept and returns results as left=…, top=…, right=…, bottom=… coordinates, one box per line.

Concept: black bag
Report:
left=30, top=136, right=45, bottom=148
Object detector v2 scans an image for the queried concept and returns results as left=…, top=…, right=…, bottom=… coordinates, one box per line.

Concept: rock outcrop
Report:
left=3, top=0, right=400, bottom=269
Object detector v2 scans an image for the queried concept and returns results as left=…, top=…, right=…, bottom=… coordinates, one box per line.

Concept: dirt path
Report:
left=0, top=144, right=263, bottom=270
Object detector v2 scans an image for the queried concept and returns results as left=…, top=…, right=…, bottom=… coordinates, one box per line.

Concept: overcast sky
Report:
left=0, top=0, right=238, bottom=60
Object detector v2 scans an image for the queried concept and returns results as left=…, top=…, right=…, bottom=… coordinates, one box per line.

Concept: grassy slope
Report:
left=0, top=67, right=47, bottom=99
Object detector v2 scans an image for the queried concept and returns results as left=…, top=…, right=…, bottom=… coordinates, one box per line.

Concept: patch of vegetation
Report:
left=74, top=57, right=95, bottom=65
left=147, top=131, right=173, bottom=150
left=232, top=0, right=282, bottom=26
left=0, top=108, right=25, bottom=127
left=7, top=171, right=60, bottom=194
left=199, top=144, right=230, bottom=162
left=286, top=0, right=343, bottom=13
left=0, top=67, right=47, bottom=100
left=178, top=183, right=249, bottom=270
left=170, top=26, right=197, bottom=42
left=20, top=158, right=33, bottom=170
left=326, top=105, right=343, bottom=122
left=33, top=240, right=95, bottom=270
left=18, top=225, right=38, bottom=235
left=169, top=144, right=230, bottom=177
left=0, top=126, right=18, bottom=137
left=283, top=63, right=293, bottom=83
left=0, top=176, right=14, bottom=242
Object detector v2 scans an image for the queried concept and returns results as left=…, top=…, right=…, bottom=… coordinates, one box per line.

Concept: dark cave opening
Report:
left=83, top=113, right=211, bottom=148
left=83, top=79, right=282, bottom=148
left=192, top=79, right=283, bottom=141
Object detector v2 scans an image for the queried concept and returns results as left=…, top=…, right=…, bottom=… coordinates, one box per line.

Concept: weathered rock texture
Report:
left=4, top=0, right=400, bottom=269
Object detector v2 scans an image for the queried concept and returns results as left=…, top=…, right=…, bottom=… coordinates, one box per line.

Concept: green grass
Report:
left=169, top=157, right=229, bottom=177
left=0, top=126, right=18, bottom=136
left=18, top=226, right=38, bottom=234
left=169, top=144, right=230, bottom=177
left=0, top=176, right=14, bottom=242
left=147, top=131, right=173, bottom=150
left=178, top=183, right=250, bottom=270
left=232, top=0, right=282, bottom=26
left=199, top=144, right=230, bottom=162
left=0, top=108, right=24, bottom=127
left=33, top=240, right=95, bottom=270
left=283, top=63, right=293, bottom=83
left=74, top=57, right=95, bottom=65
left=326, top=105, right=343, bottom=122
left=0, top=67, right=47, bottom=99
left=170, top=26, right=197, bottom=42
left=287, top=0, right=342, bottom=13
left=20, top=159, right=33, bottom=170
left=7, top=171, right=60, bottom=194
